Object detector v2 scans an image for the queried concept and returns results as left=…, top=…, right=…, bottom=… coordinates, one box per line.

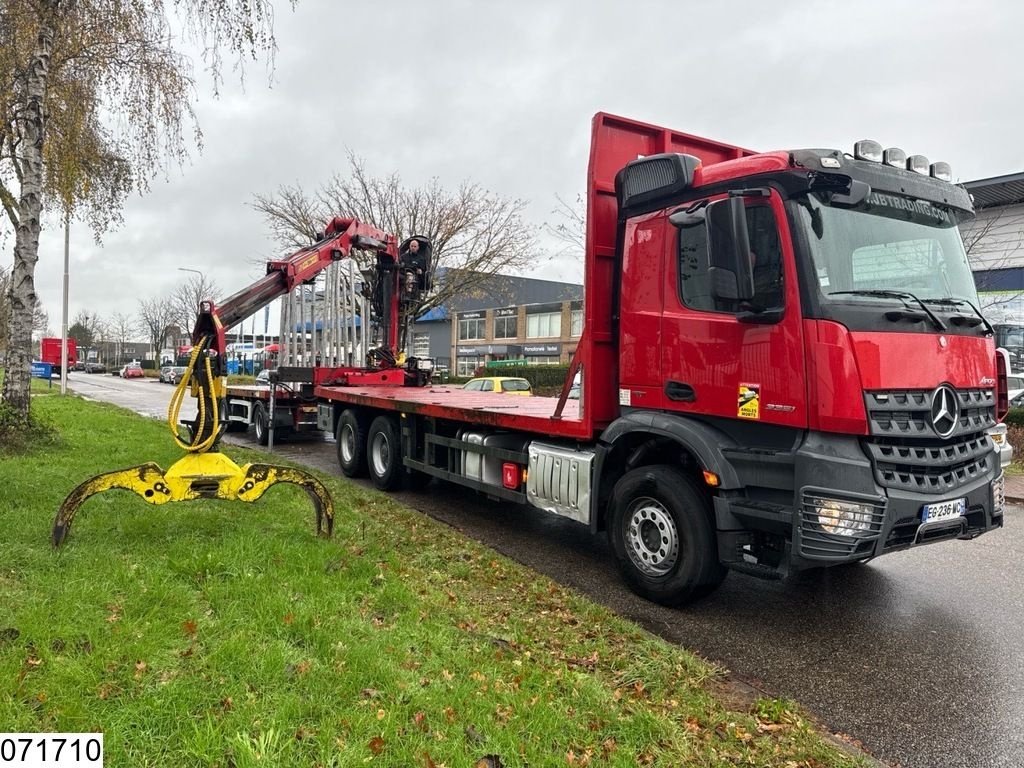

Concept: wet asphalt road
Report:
left=66, top=373, right=1024, bottom=768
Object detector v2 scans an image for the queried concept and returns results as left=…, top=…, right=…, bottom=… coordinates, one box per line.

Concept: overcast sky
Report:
left=10, top=0, right=1024, bottom=337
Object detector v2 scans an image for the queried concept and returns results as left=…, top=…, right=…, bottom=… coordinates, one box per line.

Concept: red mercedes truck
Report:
left=240, top=113, right=1008, bottom=605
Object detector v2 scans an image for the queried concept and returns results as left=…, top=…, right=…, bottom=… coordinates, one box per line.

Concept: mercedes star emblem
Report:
left=930, top=385, right=960, bottom=438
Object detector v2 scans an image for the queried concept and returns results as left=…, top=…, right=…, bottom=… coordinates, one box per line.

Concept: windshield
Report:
left=794, top=192, right=978, bottom=306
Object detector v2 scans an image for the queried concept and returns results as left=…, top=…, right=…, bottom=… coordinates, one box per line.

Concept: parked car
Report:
left=84, top=362, right=106, bottom=374
left=256, top=368, right=274, bottom=385
left=567, top=371, right=581, bottom=399
left=166, top=366, right=188, bottom=385
left=462, top=377, right=532, bottom=395
left=1008, top=374, right=1024, bottom=404
left=159, top=365, right=174, bottom=382
left=120, top=364, right=144, bottom=379
left=72, top=361, right=86, bottom=371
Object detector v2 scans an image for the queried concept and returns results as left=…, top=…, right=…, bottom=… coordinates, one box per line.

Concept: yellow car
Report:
left=462, top=377, right=533, bottom=396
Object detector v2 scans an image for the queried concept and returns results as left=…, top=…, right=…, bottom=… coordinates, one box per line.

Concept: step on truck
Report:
left=228, top=113, right=1010, bottom=605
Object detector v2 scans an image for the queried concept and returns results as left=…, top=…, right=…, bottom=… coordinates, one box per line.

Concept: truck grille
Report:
left=863, top=387, right=996, bottom=495
left=864, top=388, right=995, bottom=440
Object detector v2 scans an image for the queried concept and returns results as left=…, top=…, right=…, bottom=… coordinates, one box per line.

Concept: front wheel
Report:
left=609, top=465, right=726, bottom=606
left=367, top=415, right=405, bottom=491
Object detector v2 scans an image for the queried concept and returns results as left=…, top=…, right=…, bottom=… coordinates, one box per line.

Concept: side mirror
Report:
left=707, top=197, right=754, bottom=302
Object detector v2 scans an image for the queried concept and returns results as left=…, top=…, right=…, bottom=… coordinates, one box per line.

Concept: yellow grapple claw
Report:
left=53, top=452, right=334, bottom=547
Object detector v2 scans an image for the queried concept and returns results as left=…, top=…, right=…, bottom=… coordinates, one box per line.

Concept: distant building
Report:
left=963, top=172, right=1024, bottom=322
left=410, top=273, right=583, bottom=374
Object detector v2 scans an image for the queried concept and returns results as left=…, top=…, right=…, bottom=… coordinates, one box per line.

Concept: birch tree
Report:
left=0, top=0, right=291, bottom=428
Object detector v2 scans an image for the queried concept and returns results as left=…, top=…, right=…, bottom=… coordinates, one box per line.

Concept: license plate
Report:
left=921, top=497, right=966, bottom=523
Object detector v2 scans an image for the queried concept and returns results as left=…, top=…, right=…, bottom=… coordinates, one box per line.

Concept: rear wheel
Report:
left=367, top=415, right=404, bottom=491
left=336, top=409, right=368, bottom=477
left=609, top=465, right=726, bottom=606
left=253, top=402, right=270, bottom=446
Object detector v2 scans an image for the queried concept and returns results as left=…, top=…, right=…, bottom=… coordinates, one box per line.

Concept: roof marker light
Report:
left=930, top=162, right=953, bottom=182
left=883, top=148, right=907, bottom=168
left=906, top=155, right=930, bottom=175
left=853, top=140, right=883, bottom=162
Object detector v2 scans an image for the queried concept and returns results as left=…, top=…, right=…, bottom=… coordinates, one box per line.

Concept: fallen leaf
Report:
left=473, top=756, right=504, bottom=768
left=182, top=619, right=197, bottom=637
left=377, top=708, right=386, bottom=720
left=283, top=613, right=294, bottom=625
left=422, top=751, right=438, bottom=768
left=361, top=688, right=381, bottom=699
left=134, top=661, right=147, bottom=680
left=413, top=711, right=428, bottom=732
left=368, top=736, right=385, bottom=755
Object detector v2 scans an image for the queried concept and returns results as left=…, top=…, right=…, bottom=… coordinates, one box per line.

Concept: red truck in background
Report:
left=217, top=113, right=1007, bottom=606
left=39, top=337, right=77, bottom=376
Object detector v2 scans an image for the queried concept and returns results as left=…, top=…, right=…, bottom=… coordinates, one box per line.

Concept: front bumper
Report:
left=790, top=432, right=1003, bottom=570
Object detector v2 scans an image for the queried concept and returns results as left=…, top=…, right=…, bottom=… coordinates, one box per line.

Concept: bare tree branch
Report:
left=253, top=154, right=539, bottom=328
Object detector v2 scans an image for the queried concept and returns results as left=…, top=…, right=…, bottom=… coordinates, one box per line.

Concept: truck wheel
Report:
left=253, top=402, right=270, bottom=446
left=336, top=409, right=368, bottom=477
left=367, top=415, right=405, bottom=491
left=609, top=465, right=727, bottom=606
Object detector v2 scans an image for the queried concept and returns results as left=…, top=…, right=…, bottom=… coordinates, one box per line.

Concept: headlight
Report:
left=930, top=162, right=952, bottom=182
left=906, top=155, right=930, bottom=175
left=883, top=147, right=907, bottom=168
left=853, top=140, right=883, bottom=163
left=814, top=499, right=878, bottom=536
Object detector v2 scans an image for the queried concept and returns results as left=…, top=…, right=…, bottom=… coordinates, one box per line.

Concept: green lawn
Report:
left=0, top=395, right=868, bottom=767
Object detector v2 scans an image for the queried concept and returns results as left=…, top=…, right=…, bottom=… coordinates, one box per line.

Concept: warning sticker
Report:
left=737, top=383, right=760, bottom=420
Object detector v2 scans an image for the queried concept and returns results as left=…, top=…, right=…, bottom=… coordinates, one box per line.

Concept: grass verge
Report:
left=0, top=395, right=869, bottom=767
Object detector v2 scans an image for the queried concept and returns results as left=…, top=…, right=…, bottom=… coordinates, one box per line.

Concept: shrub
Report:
left=1008, top=425, right=1024, bottom=462
left=1005, top=408, right=1024, bottom=428
left=485, top=364, right=572, bottom=389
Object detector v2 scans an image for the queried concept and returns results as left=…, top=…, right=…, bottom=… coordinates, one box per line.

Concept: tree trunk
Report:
left=1, top=10, right=55, bottom=419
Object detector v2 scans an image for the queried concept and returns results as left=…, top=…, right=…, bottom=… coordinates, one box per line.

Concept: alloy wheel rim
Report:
left=625, top=497, right=679, bottom=577
left=371, top=432, right=390, bottom=476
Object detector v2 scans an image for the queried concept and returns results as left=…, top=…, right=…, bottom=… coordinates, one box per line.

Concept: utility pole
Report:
left=60, top=214, right=70, bottom=394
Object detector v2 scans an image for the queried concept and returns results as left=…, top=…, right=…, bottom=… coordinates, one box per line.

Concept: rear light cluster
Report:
left=853, top=140, right=952, bottom=181
left=502, top=462, right=526, bottom=490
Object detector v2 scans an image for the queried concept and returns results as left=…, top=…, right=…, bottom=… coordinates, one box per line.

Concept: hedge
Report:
left=477, top=364, right=572, bottom=389
left=1005, top=408, right=1024, bottom=428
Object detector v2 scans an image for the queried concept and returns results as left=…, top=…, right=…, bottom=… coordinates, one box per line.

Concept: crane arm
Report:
left=193, top=217, right=399, bottom=360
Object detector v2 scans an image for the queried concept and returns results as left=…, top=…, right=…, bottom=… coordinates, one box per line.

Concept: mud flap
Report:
left=53, top=452, right=334, bottom=547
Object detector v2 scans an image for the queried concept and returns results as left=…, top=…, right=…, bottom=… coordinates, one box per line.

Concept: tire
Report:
left=253, top=402, right=270, bottom=446
left=336, top=409, right=368, bottom=477
left=608, top=465, right=727, bottom=606
left=366, top=415, right=405, bottom=491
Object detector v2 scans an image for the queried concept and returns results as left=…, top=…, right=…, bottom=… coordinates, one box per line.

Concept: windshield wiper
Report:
left=827, top=290, right=946, bottom=331
left=921, top=297, right=994, bottom=335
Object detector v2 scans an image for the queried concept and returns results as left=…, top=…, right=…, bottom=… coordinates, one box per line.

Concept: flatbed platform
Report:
left=314, top=384, right=590, bottom=440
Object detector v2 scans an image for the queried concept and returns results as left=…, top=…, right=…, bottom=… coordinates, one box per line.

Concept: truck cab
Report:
left=586, top=115, right=1004, bottom=601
